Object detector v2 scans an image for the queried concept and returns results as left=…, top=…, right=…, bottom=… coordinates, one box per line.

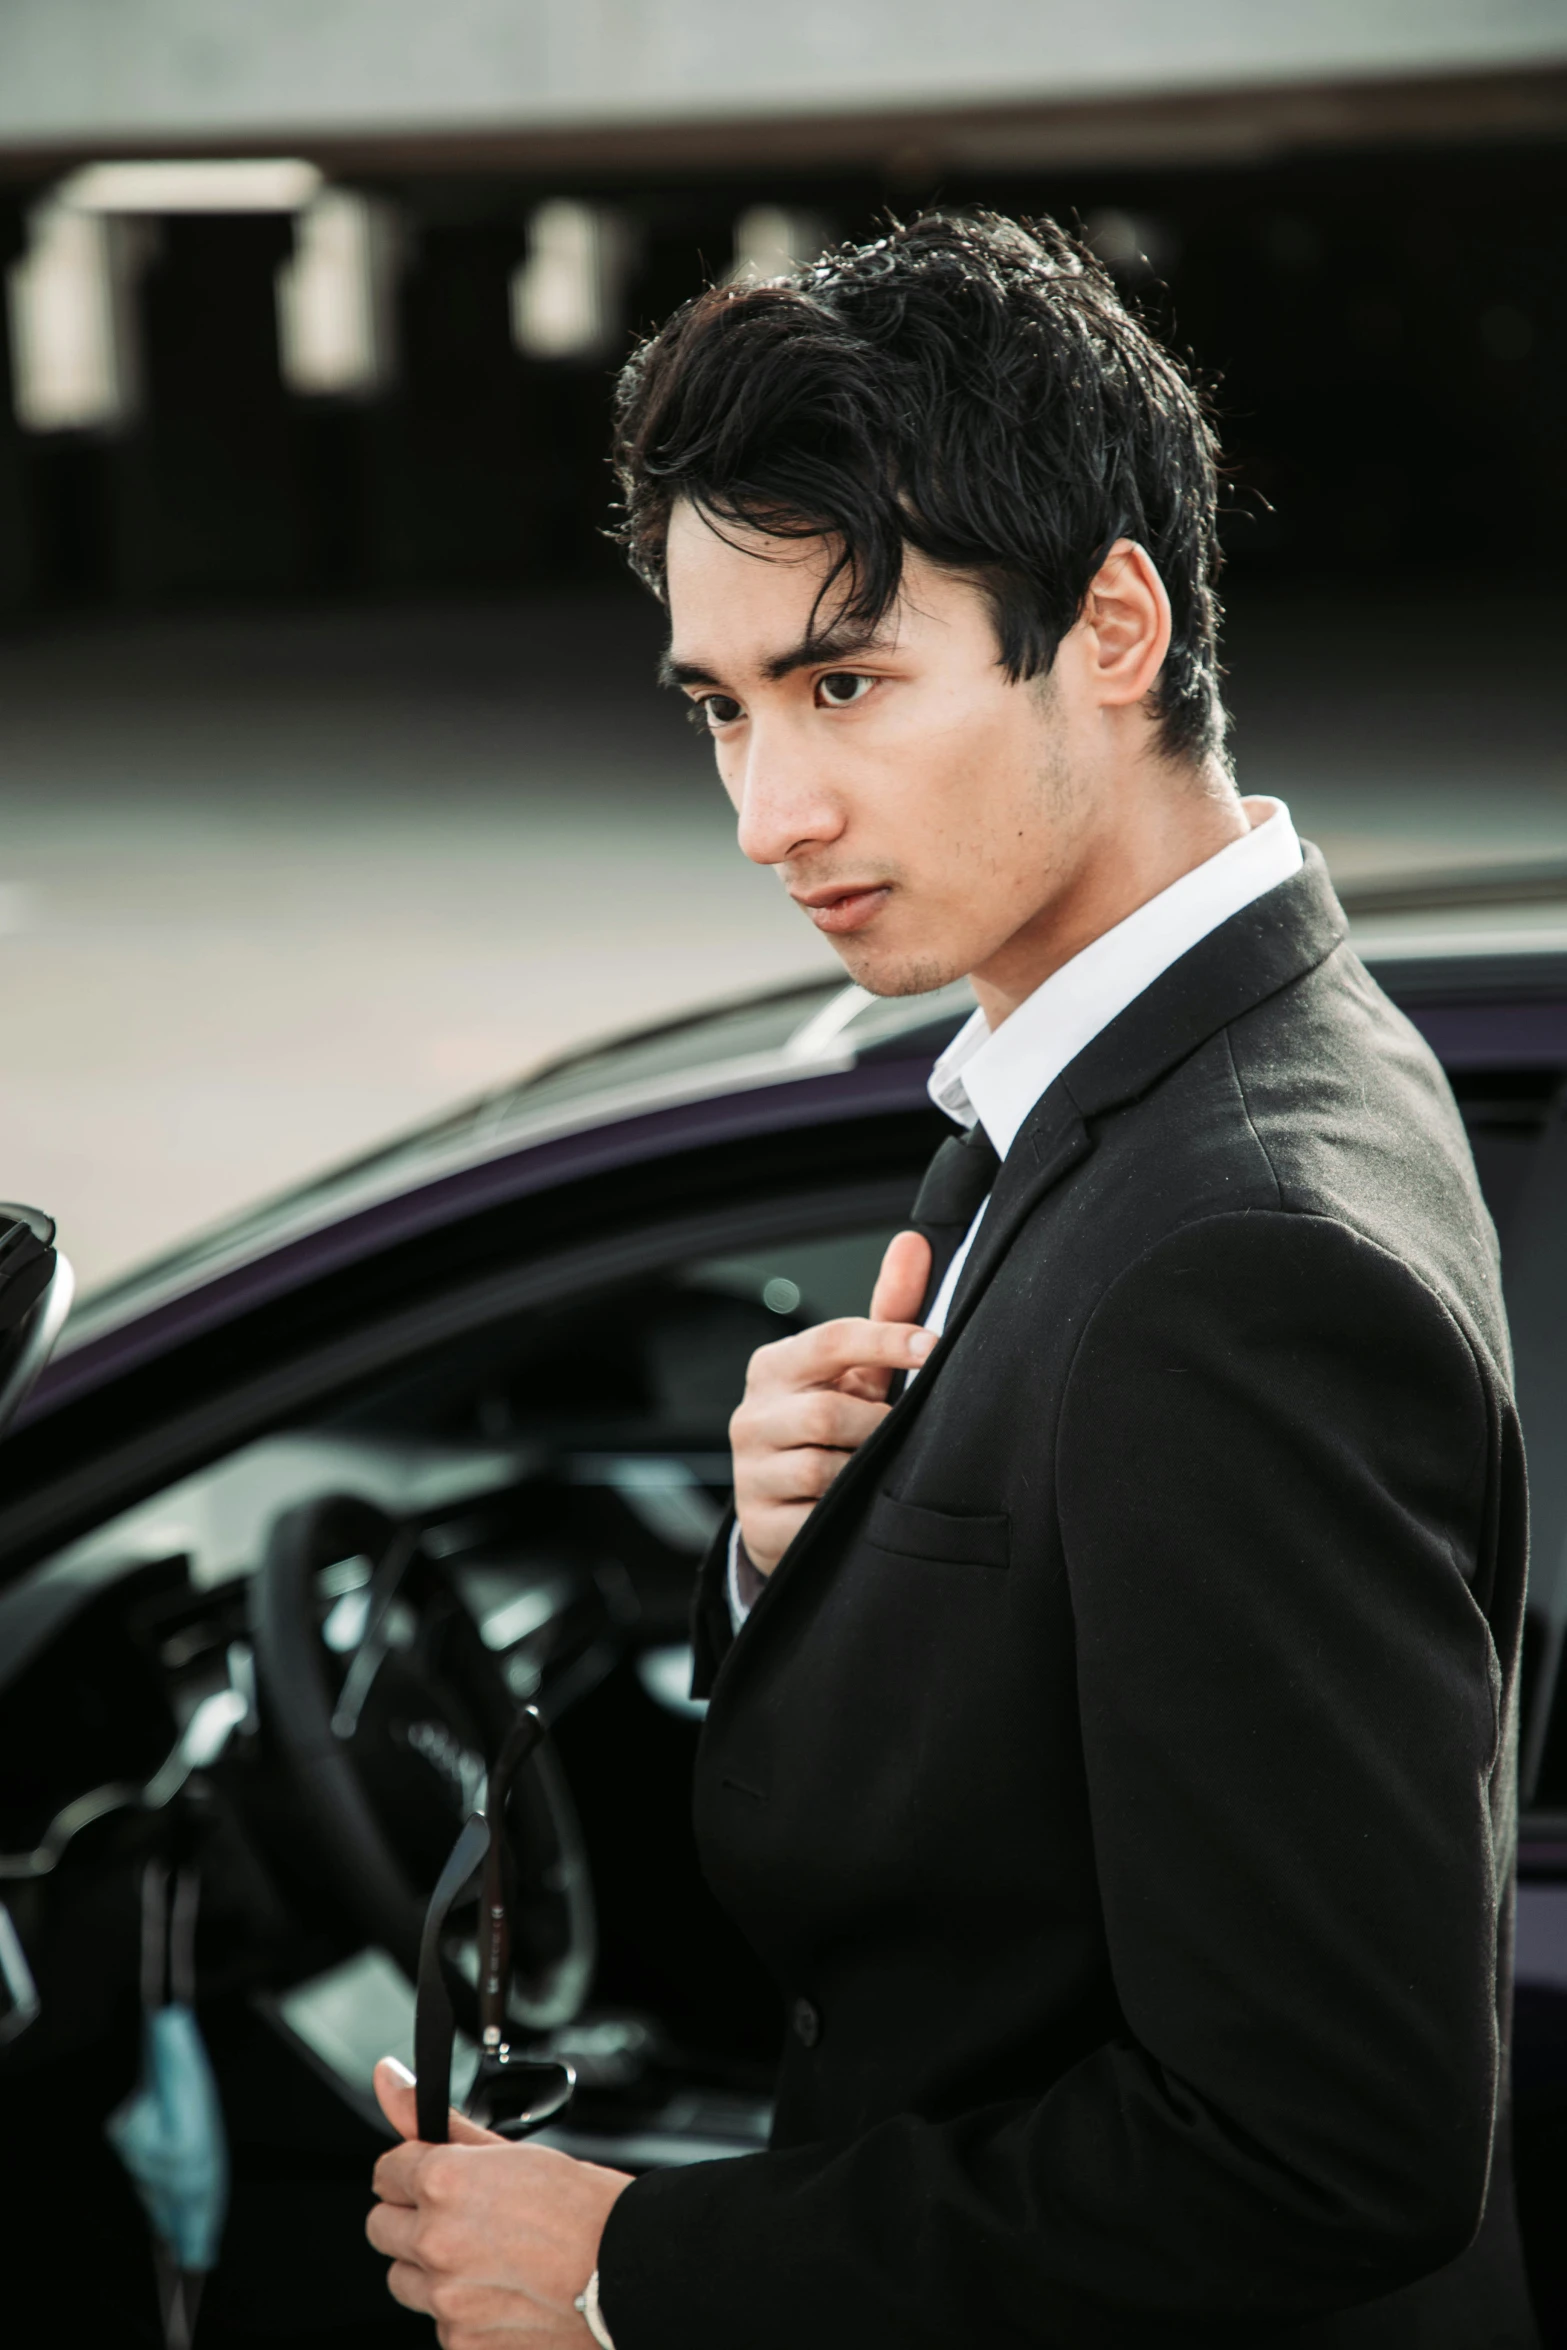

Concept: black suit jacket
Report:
left=600, top=851, right=1537, bottom=2347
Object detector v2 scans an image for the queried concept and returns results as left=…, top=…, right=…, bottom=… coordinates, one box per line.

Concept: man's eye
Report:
left=817, top=672, right=874, bottom=708
left=692, top=694, right=744, bottom=730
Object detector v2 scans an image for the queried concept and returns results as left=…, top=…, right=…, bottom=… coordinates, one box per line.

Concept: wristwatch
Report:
left=576, top=2268, right=615, bottom=2349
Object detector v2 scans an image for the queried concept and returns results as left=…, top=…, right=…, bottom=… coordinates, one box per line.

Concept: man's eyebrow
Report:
left=763, top=623, right=893, bottom=680
left=658, top=652, right=720, bottom=689
left=659, top=625, right=893, bottom=692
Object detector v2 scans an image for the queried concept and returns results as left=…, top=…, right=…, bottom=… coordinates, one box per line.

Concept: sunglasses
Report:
left=413, top=1705, right=577, bottom=2145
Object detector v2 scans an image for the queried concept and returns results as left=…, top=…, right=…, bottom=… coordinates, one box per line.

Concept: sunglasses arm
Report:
left=414, top=1810, right=490, bottom=2145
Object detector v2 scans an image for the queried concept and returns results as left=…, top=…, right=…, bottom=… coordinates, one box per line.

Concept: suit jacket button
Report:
left=792, top=1998, right=821, bottom=2048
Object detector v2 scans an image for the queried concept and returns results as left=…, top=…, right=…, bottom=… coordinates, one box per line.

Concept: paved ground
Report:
left=0, top=586, right=1562, bottom=1290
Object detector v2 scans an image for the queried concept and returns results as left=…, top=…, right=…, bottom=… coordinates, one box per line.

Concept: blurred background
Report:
left=0, top=0, right=1564, bottom=1287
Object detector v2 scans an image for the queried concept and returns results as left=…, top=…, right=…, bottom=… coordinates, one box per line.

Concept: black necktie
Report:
left=909, top=1124, right=1002, bottom=1323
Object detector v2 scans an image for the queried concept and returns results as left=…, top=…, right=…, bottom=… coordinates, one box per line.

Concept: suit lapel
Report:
left=710, top=848, right=1349, bottom=1683
left=930, top=844, right=1347, bottom=1343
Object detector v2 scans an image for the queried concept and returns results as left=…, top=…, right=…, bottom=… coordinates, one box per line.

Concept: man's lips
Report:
left=790, top=883, right=891, bottom=936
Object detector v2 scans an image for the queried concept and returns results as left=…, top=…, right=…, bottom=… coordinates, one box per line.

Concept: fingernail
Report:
left=909, top=1331, right=936, bottom=1359
left=380, top=2056, right=415, bottom=2085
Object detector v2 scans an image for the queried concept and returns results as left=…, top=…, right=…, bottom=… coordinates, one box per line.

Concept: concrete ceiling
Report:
left=2, top=0, right=1565, bottom=171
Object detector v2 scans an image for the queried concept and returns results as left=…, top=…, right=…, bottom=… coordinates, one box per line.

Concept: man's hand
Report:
left=730, top=1228, right=935, bottom=1573
left=367, top=2057, right=632, bottom=2349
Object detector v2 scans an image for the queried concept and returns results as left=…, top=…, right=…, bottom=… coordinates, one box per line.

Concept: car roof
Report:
left=58, top=859, right=1567, bottom=1354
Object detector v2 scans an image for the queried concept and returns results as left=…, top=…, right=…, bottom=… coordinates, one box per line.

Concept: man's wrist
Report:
left=576, top=2267, right=615, bottom=2349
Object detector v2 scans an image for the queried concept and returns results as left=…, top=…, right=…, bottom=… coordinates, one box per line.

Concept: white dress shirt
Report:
left=921, top=795, right=1302, bottom=1333
left=727, top=797, right=1302, bottom=1626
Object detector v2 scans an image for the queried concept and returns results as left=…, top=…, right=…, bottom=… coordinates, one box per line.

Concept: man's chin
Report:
left=830, top=940, right=965, bottom=1000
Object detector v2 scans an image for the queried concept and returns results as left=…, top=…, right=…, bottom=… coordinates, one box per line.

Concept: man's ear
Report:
left=1080, top=539, right=1172, bottom=710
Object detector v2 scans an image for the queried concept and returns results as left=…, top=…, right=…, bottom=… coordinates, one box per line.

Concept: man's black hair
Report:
left=612, top=211, right=1227, bottom=766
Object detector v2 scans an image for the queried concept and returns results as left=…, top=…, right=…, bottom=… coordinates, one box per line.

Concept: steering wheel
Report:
left=250, top=1493, right=596, bottom=2029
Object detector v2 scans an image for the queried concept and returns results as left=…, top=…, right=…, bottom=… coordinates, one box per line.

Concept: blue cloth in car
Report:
left=105, top=2002, right=229, bottom=2275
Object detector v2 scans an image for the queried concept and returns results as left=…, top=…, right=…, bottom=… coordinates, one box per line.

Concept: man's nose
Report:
left=732, top=724, right=844, bottom=869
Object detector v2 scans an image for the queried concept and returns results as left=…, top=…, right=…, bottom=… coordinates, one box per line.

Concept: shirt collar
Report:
left=928, top=797, right=1303, bottom=1160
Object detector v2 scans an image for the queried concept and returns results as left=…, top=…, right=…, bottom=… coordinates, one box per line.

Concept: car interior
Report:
left=0, top=1061, right=1565, bottom=2343
left=0, top=1181, right=917, bottom=2345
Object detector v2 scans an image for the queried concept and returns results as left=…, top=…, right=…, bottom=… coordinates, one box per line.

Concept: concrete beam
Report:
left=1, top=0, right=1565, bottom=166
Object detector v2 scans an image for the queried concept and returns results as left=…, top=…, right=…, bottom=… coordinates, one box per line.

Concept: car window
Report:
left=34, top=1216, right=905, bottom=1617
left=1455, top=1069, right=1566, bottom=1256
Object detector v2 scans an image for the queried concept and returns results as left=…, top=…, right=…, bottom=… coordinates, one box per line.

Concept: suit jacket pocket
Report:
left=864, top=1492, right=1011, bottom=1569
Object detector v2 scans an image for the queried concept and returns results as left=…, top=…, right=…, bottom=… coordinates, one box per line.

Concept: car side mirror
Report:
left=0, top=1206, right=73, bottom=1441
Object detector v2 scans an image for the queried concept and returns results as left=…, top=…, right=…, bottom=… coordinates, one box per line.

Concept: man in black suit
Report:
left=368, top=215, right=1535, bottom=2345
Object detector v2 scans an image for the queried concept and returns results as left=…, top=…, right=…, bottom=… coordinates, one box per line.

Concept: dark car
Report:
left=2, top=865, right=1566, bottom=2346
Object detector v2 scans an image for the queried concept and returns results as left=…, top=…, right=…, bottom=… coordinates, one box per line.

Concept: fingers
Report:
left=735, top=1439, right=858, bottom=1553
left=373, top=2058, right=504, bottom=2153
left=374, top=2055, right=419, bottom=2141
left=382, top=2259, right=435, bottom=2318
left=734, top=1431, right=871, bottom=1570
left=732, top=1397, right=890, bottom=1572
left=730, top=1313, right=937, bottom=1572
left=869, top=1229, right=932, bottom=1327
left=738, top=1438, right=873, bottom=1510
left=736, top=1385, right=887, bottom=1459
left=365, top=2199, right=421, bottom=2262
left=743, top=1315, right=933, bottom=1397
left=367, top=2139, right=634, bottom=2340
left=373, top=2142, right=424, bottom=2208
